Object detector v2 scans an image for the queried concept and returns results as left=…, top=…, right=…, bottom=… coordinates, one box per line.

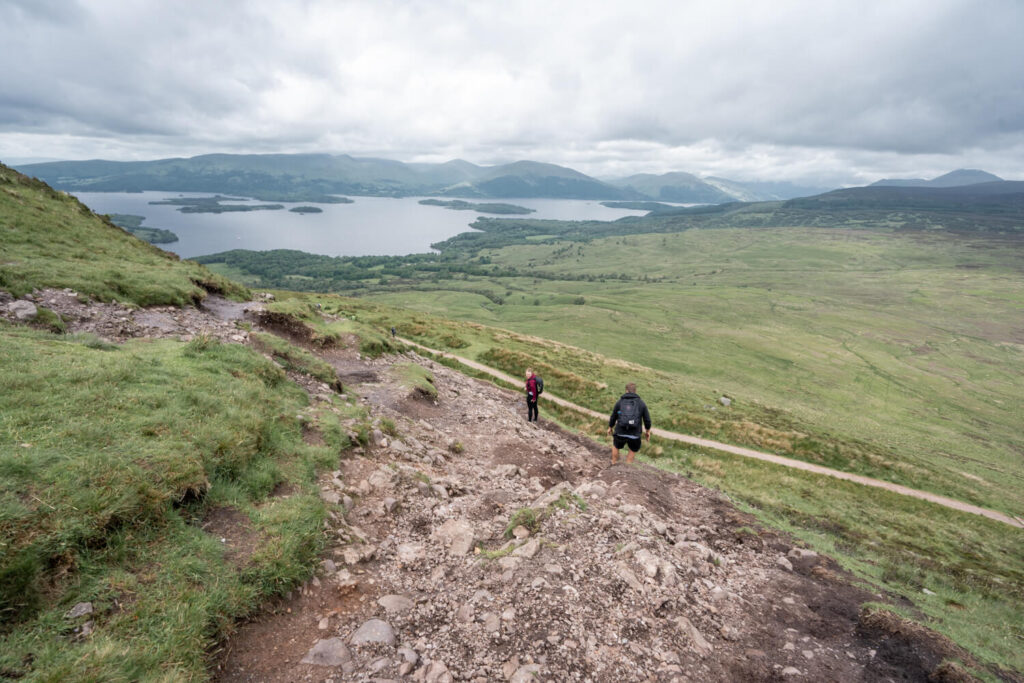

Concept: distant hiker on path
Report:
left=390, top=326, right=396, bottom=339
left=608, top=382, right=652, bottom=465
left=525, top=368, right=542, bottom=422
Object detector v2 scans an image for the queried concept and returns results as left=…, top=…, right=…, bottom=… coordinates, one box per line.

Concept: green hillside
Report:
left=0, top=162, right=245, bottom=306
left=0, top=163, right=367, bottom=680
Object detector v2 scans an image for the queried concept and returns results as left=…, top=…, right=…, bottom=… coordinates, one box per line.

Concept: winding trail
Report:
left=399, top=338, right=1024, bottom=529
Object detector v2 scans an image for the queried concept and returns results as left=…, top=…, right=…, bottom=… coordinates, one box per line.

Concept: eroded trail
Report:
left=398, top=338, right=1024, bottom=530
left=213, top=348, right=968, bottom=682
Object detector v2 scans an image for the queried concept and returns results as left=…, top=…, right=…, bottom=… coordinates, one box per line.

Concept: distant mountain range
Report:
left=870, top=169, right=1003, bottom=188
left=11, top=154, right=1007, bottom=205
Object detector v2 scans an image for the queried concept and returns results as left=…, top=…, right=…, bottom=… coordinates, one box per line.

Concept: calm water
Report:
left=72, top=192, right=648, bottom=258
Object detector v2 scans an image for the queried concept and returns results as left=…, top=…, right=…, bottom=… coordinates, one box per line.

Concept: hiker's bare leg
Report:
left=611, top=446, right=620, bottom=465
left=626, top=448, right=636, bottom=464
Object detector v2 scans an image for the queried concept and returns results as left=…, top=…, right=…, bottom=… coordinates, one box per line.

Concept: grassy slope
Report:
left=0, top=162, right=245, bottom=305
left=0, top=164, right=361, bottom=680
left=0, top=327, right=356, bottom=680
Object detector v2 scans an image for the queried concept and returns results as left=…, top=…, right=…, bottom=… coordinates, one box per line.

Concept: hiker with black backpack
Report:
left=525, top=368, right=543, bottom=422
left=607, top=382, right=652, bottom=465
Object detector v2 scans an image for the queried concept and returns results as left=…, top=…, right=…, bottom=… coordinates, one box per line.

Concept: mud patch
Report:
left=302, top=425, right=325, bottom=446
left=396, top=395, right=443, bottom=420
left=490, top=438, right=576, bottom=488
left=214, top=577, right=380, bottom=683
left=202, top=507, right=262, bottom=567
left=597, top=462, right=684, bottom=520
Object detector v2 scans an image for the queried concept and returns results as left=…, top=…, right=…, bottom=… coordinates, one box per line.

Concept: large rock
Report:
left=512, top=538, right=540, bottom=559
left=432, top=519, right=475, bottom=556
left=350, top=618, right=397, bottom=646
left=300, top=638, right=355, bottom=671
left=7, top=301, right=38, bottom=321
left=676, top=616, right=714, bottom=655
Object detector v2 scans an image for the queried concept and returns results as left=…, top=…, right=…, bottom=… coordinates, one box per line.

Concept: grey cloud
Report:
left=1, top=0, right=1022, bottom=184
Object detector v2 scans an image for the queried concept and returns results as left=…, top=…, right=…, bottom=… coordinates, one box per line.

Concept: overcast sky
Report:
left=1, top=0, right=1022, bottom=186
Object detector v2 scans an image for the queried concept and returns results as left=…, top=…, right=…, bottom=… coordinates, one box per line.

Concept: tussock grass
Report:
left=393, top=362, right=437, bottom=399
left=250, top=331, right=341, bottom=388
left=0, top=325, right=345, bottom=680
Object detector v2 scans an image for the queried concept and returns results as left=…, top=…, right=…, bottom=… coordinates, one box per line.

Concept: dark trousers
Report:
left=527, top=400, right=538, bottom=422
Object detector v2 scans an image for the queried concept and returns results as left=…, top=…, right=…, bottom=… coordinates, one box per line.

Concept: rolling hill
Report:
left=870, top=168, right=1003, bottom=188
left=17, top=154, right=638, bottom=201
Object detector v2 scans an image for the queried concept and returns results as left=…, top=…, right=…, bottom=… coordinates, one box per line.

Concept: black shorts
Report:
left=613, top=434, right=642, bottom=452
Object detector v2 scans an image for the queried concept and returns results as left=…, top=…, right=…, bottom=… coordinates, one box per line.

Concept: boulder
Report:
left=676, top=616, right=713, bottom=655
left=350, top=618, right=397, bottom=646
left=301, top=638, right=355, bottom=671
left=433, top=519, right=475, bottom=556
left=8, top=300, right=38, bottom=321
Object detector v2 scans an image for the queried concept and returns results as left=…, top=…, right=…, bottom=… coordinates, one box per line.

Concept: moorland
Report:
left=198, top=183, right=1024, bottom=673
left=2, top=160, right=1023, bottom=679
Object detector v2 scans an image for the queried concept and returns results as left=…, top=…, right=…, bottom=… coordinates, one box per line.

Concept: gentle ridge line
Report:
left=400, top=338, right=1024, bottom=529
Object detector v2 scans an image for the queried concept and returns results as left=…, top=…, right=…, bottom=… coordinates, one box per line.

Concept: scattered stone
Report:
left=378, top=594, right=415, bottom=614
left=350, top=618, right=397, bottom=647
left=509, top=664, right=543, bottom=682
left=719, top=396, right=731, bottom=407
left=433, top=519, right=475, bottom=556
left=65, top=602, right=93, bottom=619
left=676, top=616, right=713, bottom=655
left=777, top=555, right=794, bottom=571
left=301, top=638, right=355, bottom=672
left=512, top=538, right=540, bottom=559
left=782, top=666, right=802, bottom=676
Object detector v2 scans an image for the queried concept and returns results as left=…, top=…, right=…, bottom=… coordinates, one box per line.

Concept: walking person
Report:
left=390, top=326, right=397, bottom=339
left=607, top=382, right=651, bottom=465
left=525, top=368, right=540, bottom=422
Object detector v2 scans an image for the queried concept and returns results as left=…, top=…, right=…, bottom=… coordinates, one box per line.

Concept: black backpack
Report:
left=535, top=376, right=544, bottom=395
left=617, top=397, right=643, bottom=430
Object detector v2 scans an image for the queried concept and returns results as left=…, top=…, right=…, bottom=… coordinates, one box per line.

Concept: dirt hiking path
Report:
left=398, top=339, right=1024, bottom=530
left=213, top=340, right=995, bottom=682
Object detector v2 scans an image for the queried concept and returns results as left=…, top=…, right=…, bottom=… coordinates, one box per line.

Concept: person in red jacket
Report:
left=525, top=368, right=540, bottom=422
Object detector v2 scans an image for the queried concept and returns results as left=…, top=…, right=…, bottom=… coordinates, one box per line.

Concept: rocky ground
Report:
left=2, top=290, right=983, bottom=682
left=213, top=353, right=967, bottom=682
left=0, top=287, right=263, bottom=342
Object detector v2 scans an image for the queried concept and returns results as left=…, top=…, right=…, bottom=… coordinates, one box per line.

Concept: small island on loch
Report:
left=289, top=206, right=323, bottom=214
left=418, top=198, right=535, bottom=215
left=149, top=196, right=284, bottom=214
left=107, top=213, right=179, bottom=244
left=600, top=200, right=676, bottom=211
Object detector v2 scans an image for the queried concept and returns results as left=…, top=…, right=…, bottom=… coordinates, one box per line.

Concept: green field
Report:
left=352, top=227, right=1024, bottom=517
